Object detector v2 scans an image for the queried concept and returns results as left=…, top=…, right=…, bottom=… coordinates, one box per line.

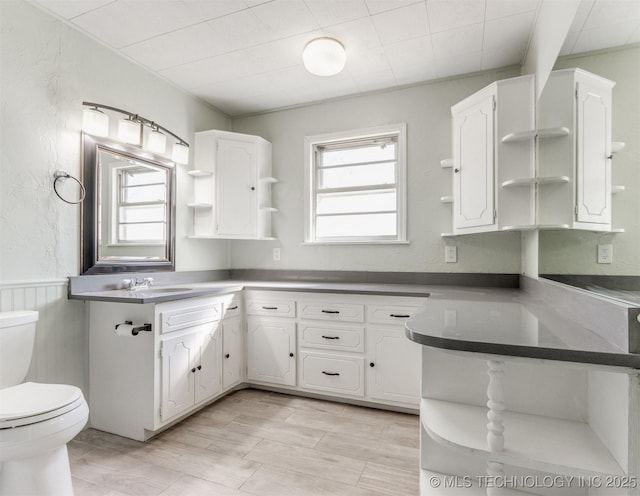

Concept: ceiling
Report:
left=32, top=0, right=640, bottom=117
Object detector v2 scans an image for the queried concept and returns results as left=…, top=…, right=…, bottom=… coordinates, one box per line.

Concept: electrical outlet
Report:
left=273, top=247, right=281, bottom=261
left=445, top=245, right=457, bottom=263
left=597, top=244, right=613, bottom=264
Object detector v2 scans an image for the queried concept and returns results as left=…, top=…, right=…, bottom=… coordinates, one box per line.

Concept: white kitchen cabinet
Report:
left=190, top=129, right=275, bottom=239
left=537, top=68, right=616, bottom=231
left=160, top=322, right=221, bottom=421
left=449, top=75, right=535, bottom=235
left=222, top=317, right=243, bottom=390
left=246, top=317, right=296, bottom=386
left=299, top=351, right=365, bottom=397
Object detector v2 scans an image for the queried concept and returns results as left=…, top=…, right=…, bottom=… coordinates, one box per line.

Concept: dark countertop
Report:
left=405, top=287, right=640, bottom=369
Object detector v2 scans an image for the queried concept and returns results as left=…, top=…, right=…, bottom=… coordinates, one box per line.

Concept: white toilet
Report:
left=0, top=311, right=89, bottom=495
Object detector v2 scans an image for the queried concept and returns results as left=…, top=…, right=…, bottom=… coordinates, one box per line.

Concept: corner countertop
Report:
left=405, top=287, right=640, bottom=369
left=69, top=279, right=432, bottom=304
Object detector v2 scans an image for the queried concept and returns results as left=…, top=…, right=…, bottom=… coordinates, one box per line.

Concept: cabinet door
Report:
left=160, top=333, right=196, bottom=421
left=576, top=81, right=611, bottom=225
left=368, top=327, right=421, bottom=406
left=453, top=94, right=495, bottom=231
left=222, top=317, right=243, bottom=390
left=194, top=324, right=222, bottom=405
left=247, top=317, right=296, bottom=386
left=216, top=138, right=257, bottom=236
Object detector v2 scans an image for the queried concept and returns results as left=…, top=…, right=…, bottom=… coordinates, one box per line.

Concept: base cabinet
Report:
left=247, top=317, right=296, bottom=386
left=222, top=317, right=243, bottom=390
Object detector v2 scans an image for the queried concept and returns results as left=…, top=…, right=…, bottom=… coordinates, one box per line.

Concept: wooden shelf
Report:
left=440, top=196, right=453, bottom=204
left=501, top=224, right=570, bottom=231
left=612, top=185, right=625, bottom=194
left=187, top=170, right=213, bottom=177
left=187, top=203, right=213, bottom=208
left=501, top=176, right=570, bottom=188
left=501, top=127, right=570, bottom=143
left=420, top=398, right=624, bottom=478
left=440, top=158, right=453, bottom=169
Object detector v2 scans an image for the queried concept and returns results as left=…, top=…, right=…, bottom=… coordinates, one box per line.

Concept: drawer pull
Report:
left=322, top=371, right=340, bottom=376
left=321, top=335, right=340, bottom=340
left=191, top=367, right=196, bottom=373
left=225, top=353, right=230, bottom=359
left=289, top=352, right=294, bottom=358
left=390, top=313, right=411, bottom=318
left=262, top=306, right=278, bottom=310
left=228, top=305, right=238, bottom=310
left=321, top=309, right=340, bottom=314
left=369, top=362, right=375, bottom=368
left=197, top=365, right=202, bottom=370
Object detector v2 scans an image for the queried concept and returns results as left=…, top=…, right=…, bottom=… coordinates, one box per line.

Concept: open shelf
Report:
left=260, top=207, right=278, bottom=212
left=440, top=158, right=453, bottom=169
left=611, top=228, right=625, bottom=233
left=501, top=224, right=570, bottom=232
left=420, top=398, right=624, bottom=478
left=501, top=176, right=570, bottom=188
left=259, top=176, right=278, bottom=183
left=612, top=185, right=625, bottom=194
left=187, top=170, right=213, bottom=177
left=187, top=203, right=213, bottom=209
left=440, top=196, right=453, bottom=204
left=611, top=142, right=625, bottom=153
left=501, top=127, right=570, bottom=143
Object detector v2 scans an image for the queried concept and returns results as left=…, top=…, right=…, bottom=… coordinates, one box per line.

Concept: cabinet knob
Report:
left=289, top=352, right=294, bottom=358
left=225, top=353, right=230, bottom=359
left=454, top=168, right=460, bottom=173
left=251, top=186, right=256, bottom=191
left=369, top=362, right=375, bottom=368
left=197, top=365, right=202, bottom=370
left=191, top=367, right=196, bottom=373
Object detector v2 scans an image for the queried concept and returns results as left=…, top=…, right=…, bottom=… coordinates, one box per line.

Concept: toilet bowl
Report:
left=0, top=311, right=89, bottom=496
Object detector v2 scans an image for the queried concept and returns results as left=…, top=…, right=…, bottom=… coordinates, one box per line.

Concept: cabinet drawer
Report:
left=246, top=298, right=296, bottom=318
left=300, top=352, right=364, bottom=397
left=299, top=324, right=364, bottom=352
left=223, top=298, right=243, bottom=319
left=299, top=301, right=364, bottom=323
left=367, top=304, right=420, bottom=325
left=160, top=303, right=222, bottom=334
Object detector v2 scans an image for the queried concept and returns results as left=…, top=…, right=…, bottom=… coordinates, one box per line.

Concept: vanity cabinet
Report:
left=449, top=75, right=535, bottom=235
left=190, top=129, right=276, bottom=240
left=537, top=68, right=615, bottom=231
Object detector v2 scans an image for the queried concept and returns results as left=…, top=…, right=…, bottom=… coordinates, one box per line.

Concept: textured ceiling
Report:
left=33, top=0, right=640, bottom=116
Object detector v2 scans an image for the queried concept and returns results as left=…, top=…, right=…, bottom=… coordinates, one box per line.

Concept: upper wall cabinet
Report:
left=189, top=130, right=276, bottom=240
left=537, top=69, right=616, bottom=232
left=449, top=75, right=535, bottom=235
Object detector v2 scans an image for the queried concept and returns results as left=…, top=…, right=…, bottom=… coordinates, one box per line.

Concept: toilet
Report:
left=0, top=311, right=89, bottom=496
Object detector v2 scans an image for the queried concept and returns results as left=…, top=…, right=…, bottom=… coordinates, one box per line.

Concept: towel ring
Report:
left=53, top=170, right=86, bottom=204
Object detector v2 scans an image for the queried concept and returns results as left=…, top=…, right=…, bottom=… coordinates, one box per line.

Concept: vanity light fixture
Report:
left=303, top=37, right=346, bottom=76
left=81, top=102, right=189, bottom=164
left=147, top=126, right=167, bottom=154
left=82, top=106, right=109, bottom=137
left=118, top=115, right=142, bottom=145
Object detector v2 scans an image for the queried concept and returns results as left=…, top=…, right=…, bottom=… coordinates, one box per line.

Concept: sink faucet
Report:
left=122, top=277, right=154, bottom=291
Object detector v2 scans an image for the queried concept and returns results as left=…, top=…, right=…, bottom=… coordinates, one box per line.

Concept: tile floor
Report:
left=69, top=388, right=420, bottom=496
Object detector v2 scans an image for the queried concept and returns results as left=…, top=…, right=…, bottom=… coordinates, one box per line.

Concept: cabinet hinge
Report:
left=575, top=205, right=579, bottom=217
left=493, top=210, right=497, bottom=221
left=159, top=406, right=162, bottom=417
left=159, top=348, right=163, bottom=359
left=493, top=98, right=496, bottom=111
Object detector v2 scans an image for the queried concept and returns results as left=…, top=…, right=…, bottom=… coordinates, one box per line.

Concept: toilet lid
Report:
left=0, top=382, right=84, bottom=427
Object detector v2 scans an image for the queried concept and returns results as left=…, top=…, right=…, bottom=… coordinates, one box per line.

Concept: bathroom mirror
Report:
left=81, top=134, right=176, bottom=274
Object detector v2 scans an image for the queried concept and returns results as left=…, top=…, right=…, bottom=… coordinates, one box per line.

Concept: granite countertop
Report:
left=69, top=279, right=433, bottom=304
left=405, top=288, right=640, bottom=369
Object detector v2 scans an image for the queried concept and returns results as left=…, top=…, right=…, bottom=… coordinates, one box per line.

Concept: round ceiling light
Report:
left=303, top=37, right=346, bottom=77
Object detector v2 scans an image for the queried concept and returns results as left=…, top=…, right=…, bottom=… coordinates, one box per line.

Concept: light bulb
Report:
left=118, top=117, right=141, bottom=145
left=147, top=129, right=166, bottom=154
left=82, top=107, right=109, bottom=136
left=171, top=142, right=189, bottom=164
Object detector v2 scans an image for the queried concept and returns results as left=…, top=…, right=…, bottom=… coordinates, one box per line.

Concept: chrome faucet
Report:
left=122, top=277, right=154, bottom=291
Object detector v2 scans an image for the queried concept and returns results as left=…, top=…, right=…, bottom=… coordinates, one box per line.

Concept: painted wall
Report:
left=0, top=0, right=231, bottom=283
left=539, top=46, right=640, bottom=275
left=231, top=69, right=524, bottom=273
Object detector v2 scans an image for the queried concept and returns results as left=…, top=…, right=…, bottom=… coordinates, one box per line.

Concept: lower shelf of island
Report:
left=420, top=398, right=625, bottom=479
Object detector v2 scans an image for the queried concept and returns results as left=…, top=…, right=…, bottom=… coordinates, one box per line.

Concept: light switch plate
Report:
left=445, top=245, right=457, bottom=263
left=597, top=244, right=613, bottom=264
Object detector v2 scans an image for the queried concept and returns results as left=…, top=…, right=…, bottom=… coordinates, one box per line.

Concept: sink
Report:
left=136, top=287, right=192, bottom=294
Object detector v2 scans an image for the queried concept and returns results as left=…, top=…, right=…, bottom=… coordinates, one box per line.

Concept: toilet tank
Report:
left=0, top=311, right=39, bottom=389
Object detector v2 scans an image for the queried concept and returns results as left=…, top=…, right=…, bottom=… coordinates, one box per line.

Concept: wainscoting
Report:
left=0, top=280, right=88, bottom=395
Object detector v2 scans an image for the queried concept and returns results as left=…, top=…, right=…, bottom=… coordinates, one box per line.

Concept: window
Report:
left=305, top=124, right=407, bottom=243
left=114, top=165, right=167, bottom=244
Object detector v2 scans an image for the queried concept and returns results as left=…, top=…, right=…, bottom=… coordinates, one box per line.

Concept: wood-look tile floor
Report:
left=69, top=388, right=420, bottom=496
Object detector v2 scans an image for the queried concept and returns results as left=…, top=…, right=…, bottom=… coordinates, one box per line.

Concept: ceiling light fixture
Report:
left=303, top=37, right=346, bottom=77
left=81, top=102, right=190, bottom=164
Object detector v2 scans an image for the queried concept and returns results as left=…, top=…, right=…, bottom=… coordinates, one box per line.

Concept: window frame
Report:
left=304, top=123, right=407, bottom=244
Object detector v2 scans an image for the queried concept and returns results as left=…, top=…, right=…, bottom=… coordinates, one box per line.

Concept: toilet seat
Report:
left=0, top=382, right=84, bottom=429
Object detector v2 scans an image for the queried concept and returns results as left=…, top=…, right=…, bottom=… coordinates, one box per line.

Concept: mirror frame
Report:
left=81, top=133, right=176, bottom=274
